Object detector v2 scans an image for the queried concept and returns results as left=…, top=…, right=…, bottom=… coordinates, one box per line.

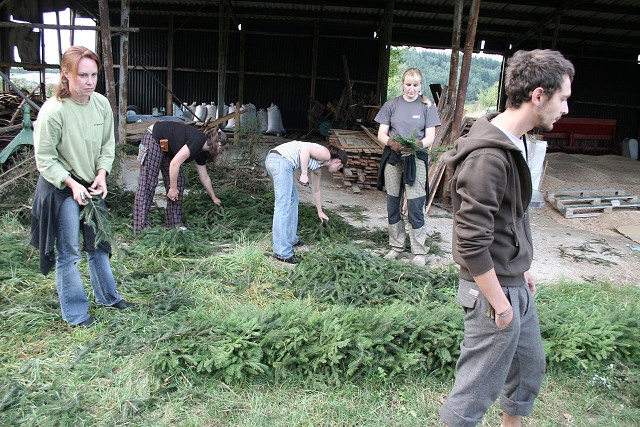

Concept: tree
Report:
left=477, top=81, right=499, bottom=113
left=389, top=47, right=503, bottom=104
left=387, top=46, right=409, bottom=99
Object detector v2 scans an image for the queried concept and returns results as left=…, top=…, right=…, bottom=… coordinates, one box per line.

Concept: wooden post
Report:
left=309, top=20, right=319, bottom=130
left=216, top=0, right=228, bottom=120
left=55, top=8, right=63, bottom=64
left=446, top=0, right=463, bottom=108
left=234, top=101, right=241, bottom=144
left=118, top=0, right=129, bottom=151
left=453, top=0, right=480, bottom=141
left=497, top=49, right=508, bottom=112
left=98, top=0, right=118, bottom=139
left=0, top=5, right=9, bottom=92
left=376, top=0, right=393, bottom=105
left=69, top=8, right=75, bottom=45
left=238, top=26, right=245, bottom=107
left=166, top=16, right=174, bottom=115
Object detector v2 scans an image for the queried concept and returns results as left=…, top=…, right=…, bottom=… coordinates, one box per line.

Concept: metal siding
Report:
left=174, top=30, right=219, bottom=70
left=570, top=57, right=640, bottom=142
left=245, top=33, right=311, bottom=75
left=127, top=70, right=167, bottom=114
left=129, top=29, right=167, bottom=68
left=173, top=71, right=220, bottom=107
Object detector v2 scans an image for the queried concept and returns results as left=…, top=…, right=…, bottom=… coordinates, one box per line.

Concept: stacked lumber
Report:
left=327, top=89, right=476, bottom=198
left=328, top=128, right=384, bottom=189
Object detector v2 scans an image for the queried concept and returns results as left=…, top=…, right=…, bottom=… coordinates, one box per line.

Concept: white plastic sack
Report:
left=240, top=103, right=257, bottom=126
left=527, top=137, right=547, bottom=191
left=182, top=102, right=195, bottom=121
left=206, top=102, right=216, bottom=122
left=266, top=103, right=286, bottom=135
left=173, top=102, right=184, bottom=117
left=257, top=109, right=268, bottom=132
left=224, top=103, right=237, bottom=129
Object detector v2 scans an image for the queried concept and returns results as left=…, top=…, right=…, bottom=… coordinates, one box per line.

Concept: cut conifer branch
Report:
left=390, top=132, right=426, bottom=152
left=80, top=196, right=114, bottom=246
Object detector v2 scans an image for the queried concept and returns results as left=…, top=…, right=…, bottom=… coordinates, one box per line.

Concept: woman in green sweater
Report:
left=31, top=46, right=134, bottom=328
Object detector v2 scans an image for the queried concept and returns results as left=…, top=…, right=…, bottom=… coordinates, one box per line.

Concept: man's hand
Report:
left=525, top=271, right=536, bottom=297
left=495, top=306, right=514, bottom=329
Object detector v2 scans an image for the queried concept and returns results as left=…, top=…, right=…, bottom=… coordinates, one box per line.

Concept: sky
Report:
left=12, top=8, right=96, bottom=66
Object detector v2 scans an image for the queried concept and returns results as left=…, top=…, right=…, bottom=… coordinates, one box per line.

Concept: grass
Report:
left=1, top=166, right=639, bottom=426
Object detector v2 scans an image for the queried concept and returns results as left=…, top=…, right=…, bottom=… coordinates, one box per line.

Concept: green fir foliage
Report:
left=79, top=196, right=114, bottom=246
left=1, top=162, right=639, bottom=425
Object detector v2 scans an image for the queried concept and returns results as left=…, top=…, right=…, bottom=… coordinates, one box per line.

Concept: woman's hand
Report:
left=299, top=172, right=309, bottom=186
left=387, top=139, right=404, bottom=153
left=167, top=187, right=179, bottom=202
left=89, top=169, right=108, bottom=199
left=73, top=186, right=90, bottom=206
left=66, top=177, right=89, bottom=206
left=212, top=195, right=221, bottom=206
left=318, top=211, right=329, bottom=222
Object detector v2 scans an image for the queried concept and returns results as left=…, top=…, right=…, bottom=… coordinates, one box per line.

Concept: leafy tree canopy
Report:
left=387, top=47, right=502, bottom=105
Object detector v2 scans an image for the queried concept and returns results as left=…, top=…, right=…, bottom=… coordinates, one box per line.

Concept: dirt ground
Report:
left=300, top=151, right=640, bottom=286
left=124, top=143, right=640, bottom=286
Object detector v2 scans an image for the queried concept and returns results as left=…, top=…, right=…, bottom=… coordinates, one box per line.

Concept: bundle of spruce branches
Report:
left=80, top=196, right=113, bottom=246
left=390, top=132, right=426, bottom=152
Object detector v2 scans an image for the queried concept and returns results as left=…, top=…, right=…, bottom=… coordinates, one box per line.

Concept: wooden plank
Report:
left=360, top=125, right=386, bottom=149
left=556, top=194, right=638, bottom=210
left=562, top=201, right=640, bottom=218
left=546, top=188, right=626, bottom=204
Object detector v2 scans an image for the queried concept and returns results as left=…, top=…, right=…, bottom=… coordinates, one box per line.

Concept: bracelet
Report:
left=496, top=306, right=513, bottom=319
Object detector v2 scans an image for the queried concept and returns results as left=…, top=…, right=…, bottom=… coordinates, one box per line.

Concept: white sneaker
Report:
left=411, top=255, right=427, bottom=267
left=384, top=249, right=403, bottom=259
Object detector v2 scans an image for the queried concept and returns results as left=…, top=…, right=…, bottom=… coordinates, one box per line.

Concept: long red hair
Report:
left=54, top=46, right=101, bottom=100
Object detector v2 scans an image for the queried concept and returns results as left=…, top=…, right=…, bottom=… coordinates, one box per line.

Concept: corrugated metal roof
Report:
left=91, top=0, right=640, bottom=53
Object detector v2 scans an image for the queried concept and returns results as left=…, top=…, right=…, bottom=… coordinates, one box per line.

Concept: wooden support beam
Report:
left=166, top=17, right=174, bottom=115
left=118, top=0, right=130, bottom=152
left=216, top=0, right=228, bottom=120
left=446, top=0, right=463, bottom=109
left=453, top=0, right=480, bottom=140
left=0, top=21, right=138, bottom=33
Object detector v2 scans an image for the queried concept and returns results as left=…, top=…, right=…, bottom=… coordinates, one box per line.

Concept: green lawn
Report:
left=1, top=171, right=638, bottom=426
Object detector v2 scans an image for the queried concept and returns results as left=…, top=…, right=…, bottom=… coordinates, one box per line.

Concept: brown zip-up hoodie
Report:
left=443, top=113, right=533, bottom=287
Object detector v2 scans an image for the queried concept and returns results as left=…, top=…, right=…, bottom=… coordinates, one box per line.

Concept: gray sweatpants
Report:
left=440, top=279, right=546, bottom=427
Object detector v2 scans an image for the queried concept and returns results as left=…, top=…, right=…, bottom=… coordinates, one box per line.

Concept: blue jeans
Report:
left=56, top=197, right=122, bottom=325
left=265, top=153, right=299, bottom=259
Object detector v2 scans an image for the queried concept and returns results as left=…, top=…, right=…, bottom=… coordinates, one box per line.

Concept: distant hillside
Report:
left=388, top=47, right=502, bottom=104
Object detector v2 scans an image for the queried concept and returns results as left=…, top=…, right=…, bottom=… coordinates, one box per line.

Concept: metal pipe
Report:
left=0, top=70, right=41, bottom=111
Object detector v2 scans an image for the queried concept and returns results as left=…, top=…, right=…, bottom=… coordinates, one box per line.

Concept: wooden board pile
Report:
left=327, top=86, right=476, bottom=203
left=328, top=128, right=384, bottom=189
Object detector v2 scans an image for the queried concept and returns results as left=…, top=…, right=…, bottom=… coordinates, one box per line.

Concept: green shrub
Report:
left=537, top=282, right=640, bottom=370
left=151, top=300, right=464, bottom=386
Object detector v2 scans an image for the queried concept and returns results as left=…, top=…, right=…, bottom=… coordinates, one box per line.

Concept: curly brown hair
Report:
left=505, top=49, right=575, bottom=108
left=203, top=126, right=229, bottom=162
